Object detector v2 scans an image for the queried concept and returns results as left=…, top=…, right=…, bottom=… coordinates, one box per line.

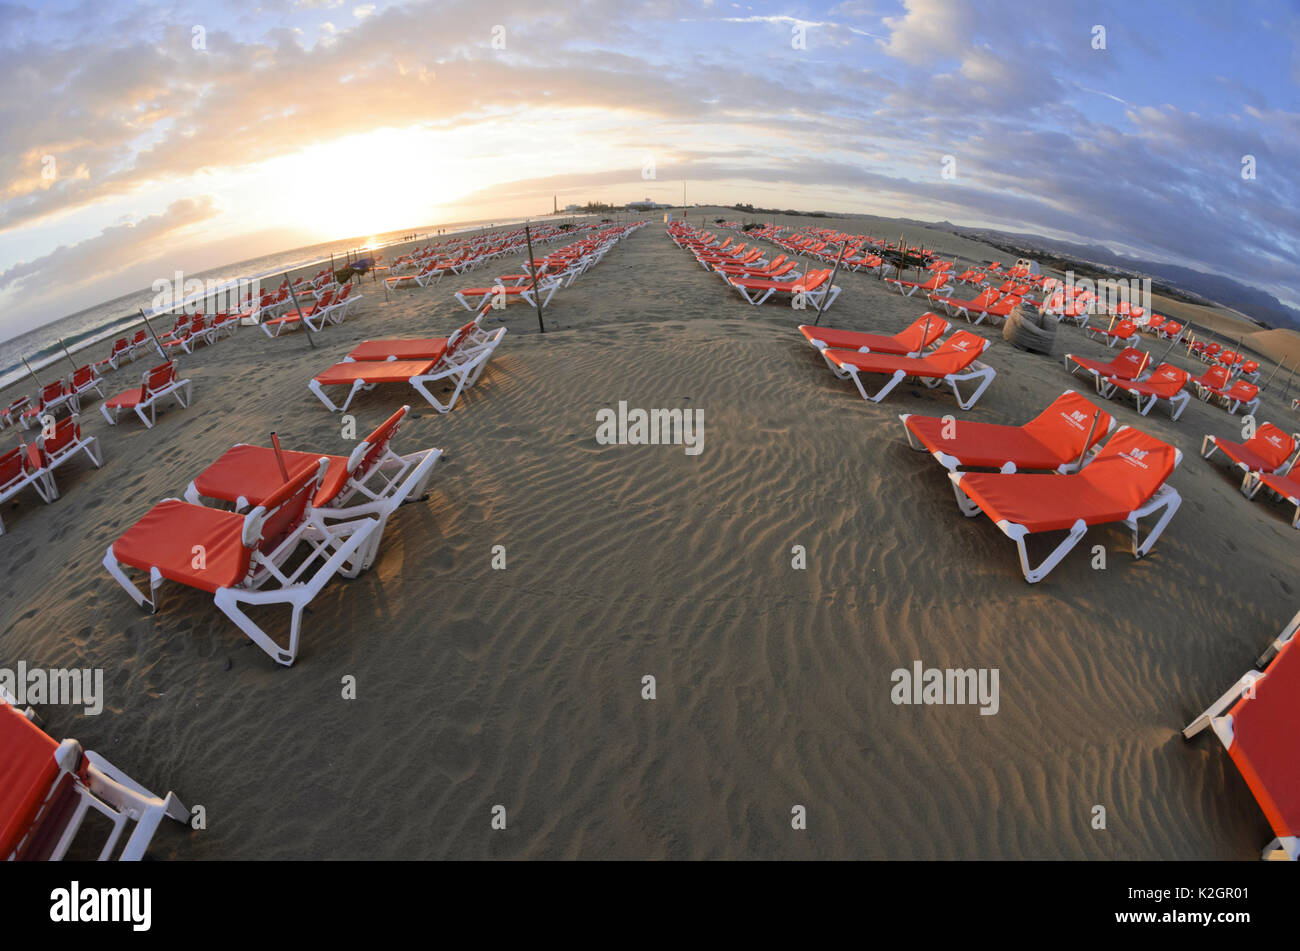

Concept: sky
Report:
left=0, top=0, right=1297, bottom=340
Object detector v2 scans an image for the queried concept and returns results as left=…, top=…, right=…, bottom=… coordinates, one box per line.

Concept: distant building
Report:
left=625, top=197, right=672, bottom=210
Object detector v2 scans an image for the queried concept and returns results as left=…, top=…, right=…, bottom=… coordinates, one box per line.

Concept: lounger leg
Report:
left=999, top=518, right=1088, bottom=583
left=1126, top=486, right=1181, bottom=558
left=308, top=379, right=343, bottom=412
left=949, top=366, right=996, bottom=411
left=1262, top=837, right=1299, bottom=861
left=212, top=518, right=377, bottom=665
left=1182, top=673, right=1258, bottom=739
left=847, top=367, right=906, bottom=404
left=102, top=549, right=162, bottom=612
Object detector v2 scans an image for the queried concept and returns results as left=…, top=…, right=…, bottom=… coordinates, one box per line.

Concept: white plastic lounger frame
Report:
left=41, top=431, right=103, bottom=499
left=1181, top=608, right=1300, bottom=861
left=100, top=372, right=192, bottom=429
left=1099, top=379, right=1191, bottom=420
left=825, top=349, right=996, bottom=411
left=185, top=446, right=442, bottom=572
left=33, top=741, right=189, bottom=861
left=0, top=458, right=54, bottom=536
left=455, top=278, right=559, bottom=312
left=948, top=464, right=1183, bottom=584
left=103, top=510, right=379, bottom=667
left=309, top=327, right=506, bottom=414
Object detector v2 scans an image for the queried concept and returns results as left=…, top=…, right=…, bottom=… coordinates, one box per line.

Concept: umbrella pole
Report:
left=812, top=242, right=846, bottom=327
left=58, top=339, right=80, bottom=372
left=21, top=356, right=42, bottom=391
left=139, top=307, right=165, bottom=358
left=283, top=272, right=316, bottom=349
left=524, top=223, right=545, bottom=334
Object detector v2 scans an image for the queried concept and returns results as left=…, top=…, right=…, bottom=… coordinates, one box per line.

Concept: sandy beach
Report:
left=0, top=209, right=1296, bottom=860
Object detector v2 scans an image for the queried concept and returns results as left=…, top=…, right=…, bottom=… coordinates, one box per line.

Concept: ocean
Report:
left=0, top=215, right=528, bottom=393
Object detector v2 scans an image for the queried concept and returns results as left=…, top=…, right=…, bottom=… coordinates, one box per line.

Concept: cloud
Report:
left=0, top=196, right=221, bottom=297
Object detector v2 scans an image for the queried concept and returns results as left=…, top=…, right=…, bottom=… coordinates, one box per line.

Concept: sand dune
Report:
left=1, top=210, right=1294, bottom=859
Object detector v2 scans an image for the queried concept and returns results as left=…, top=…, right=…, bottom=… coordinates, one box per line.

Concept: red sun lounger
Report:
left=1242, top=468, right=1300, bottom=528
left=37, top=417, right=103, bottom=499
left=454, top=277, right=560, bottom=312
left=900, top=389, right=1115, bottom=476
left=884, top=272, right=952, bottom=298
left=308, top=321, right=506, bottom=413
left=104, top=459, right=380, bottom=665
left=1099, top=363, right=1191, bottom=420
left=1085, top=318, right=1138, bottom=349
left=927, top=287, right=999, bottom=322
left=798, top=313, right=949, bottom=357
left=184, top=406, right=440, bottom=570
left=0, top=442, right=54, bottom=536
left=0, top=702, right=187, bottom=860
left=727, top=269, right=841, bottom=310
left=1205, top=379, right=1261, bottom=416
left=1065, top=346, right=1148, bottom=391
left=949, top=426, right=1182, bottom=582
left=818, top=330, right=996, bottom=410
left=1183, top=625, right=1300, bottom=860
left=1204, top=423, right=1297, bottom=494
left=100, top=361, right=193, bottom=428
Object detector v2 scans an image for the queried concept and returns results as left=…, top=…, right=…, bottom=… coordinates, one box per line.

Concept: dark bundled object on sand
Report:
left=1003, top=301, right=1057, bottom=355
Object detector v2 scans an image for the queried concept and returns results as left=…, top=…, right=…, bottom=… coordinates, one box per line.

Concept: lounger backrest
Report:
left=971, top=289, right=1000, bottom=308
left=1078, top=426, right=1180, bottom=506
left=144, top=362, right=176, bottom=395
left=244, top=460, right=324, bottom=554
left=0, top=448, right=28, bottom=489
left=1244, top=424, right=1296, bottom=469
left=40, top=381, right=64, bottom=404
left=42, top=418, right=79, bottom=455
left=1023, top=391, right=1114, bottom=460
left=926, top=331, right=988, bottom=373
left=443, top=319, right=479, bottom=361
left=0, top=703, right=65, bottom=860
left=111, top=338, right=128, bottom=353
left=70, top=367, right=95, bottom=389
left=1227, top=380, right=1259, bottom=400
left=326, top=406, right=411, bottom=504
left=1241, top=360, right=1259, bottom=373
left=1200, top=366, right=1230, bottom=389
left=1223, top=640, right=1299, bottom=838
left=1141, top=363, right=1188, bottom=391
left=801, top=270, right=830, bottom=291
left=1110, top=347, right=1147, bottom=376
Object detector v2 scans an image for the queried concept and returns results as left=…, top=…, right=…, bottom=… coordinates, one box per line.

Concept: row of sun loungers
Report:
left=799, top=259, right=1293, bottom=858
left=451, top=222, right=645, bottom=313
left=668, top=223, right=842, bottom=310
left=1066, top=348, right=1260, bottom=417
